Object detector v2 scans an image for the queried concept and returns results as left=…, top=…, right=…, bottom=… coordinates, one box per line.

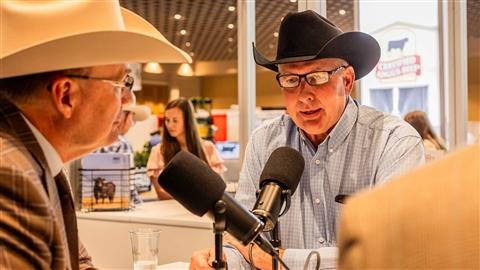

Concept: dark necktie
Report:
left=55, top=170, right=79, bottom=270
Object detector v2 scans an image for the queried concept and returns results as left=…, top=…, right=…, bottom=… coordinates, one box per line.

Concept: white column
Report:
left=440, top=0, right=468, bottom=149
left=237, top=0, right=256, bottom=164
left=297, top=0, right=326, bottom=16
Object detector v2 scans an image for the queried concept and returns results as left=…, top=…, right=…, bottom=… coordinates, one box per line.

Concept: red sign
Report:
left=375, top=55, right=421, bottom=80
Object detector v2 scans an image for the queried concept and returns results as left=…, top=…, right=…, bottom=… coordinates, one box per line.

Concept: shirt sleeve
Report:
left=146, top=144, right=164, bottom=178
left=223, top=244, right=338, bottom=270
left=202, top=140, right=227, bottom=175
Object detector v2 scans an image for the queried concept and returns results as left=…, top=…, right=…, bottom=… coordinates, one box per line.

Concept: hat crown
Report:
left=0, top=1, right=124, bottom=58
left=277, top=10, right=343, bottom=60
left=0, top=0, right=191, bottom=78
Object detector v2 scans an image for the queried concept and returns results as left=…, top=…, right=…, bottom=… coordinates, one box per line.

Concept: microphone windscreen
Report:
left=158, top=151, right=226, bottom=216
left=259, top=147, right=304, bottom=194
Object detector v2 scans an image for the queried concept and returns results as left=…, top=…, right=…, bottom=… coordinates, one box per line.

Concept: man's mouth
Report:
left=301, top=109, right=321, bottom=115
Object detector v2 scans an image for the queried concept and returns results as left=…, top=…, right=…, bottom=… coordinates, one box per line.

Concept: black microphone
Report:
left=334, top=194, right=350, bottom=204
left=158, top=151, right=277, bottom=256
left=252, top=147, right=305, bottom=231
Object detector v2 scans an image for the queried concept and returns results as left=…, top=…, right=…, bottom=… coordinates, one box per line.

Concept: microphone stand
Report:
left=270, top=222, right=281, bottom=270
left=269, top=189, right=291, bottom=270
left=212, top=200, right=227, bottom=270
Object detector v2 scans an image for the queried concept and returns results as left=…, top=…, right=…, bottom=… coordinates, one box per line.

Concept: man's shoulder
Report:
left=251, top=114, right=292, bottom=137
left=0, top=132, right=42, bottom=175
left=356, top=105, right=418, bottom=138
left=345, top=143, right=480, bottom=222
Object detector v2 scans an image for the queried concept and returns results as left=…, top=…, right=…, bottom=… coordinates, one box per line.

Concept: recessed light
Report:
left=339, top=9, right=346, bottom=15
left=227, top=24, right=234, bottom=29
left=228, top=6, right=235, bottom=12
left=289, top=0, right=297, bottom=2
left=180, top=29, right=187, bottom=35
left=174, top=14, right=182, bottom=20
left=273, top=32, right=279, bottom=38
left=185, top=42, right=191, bottom=47
left=228, top=37, right=234, bottom=42
left=189, top=52, right=195, bottom=57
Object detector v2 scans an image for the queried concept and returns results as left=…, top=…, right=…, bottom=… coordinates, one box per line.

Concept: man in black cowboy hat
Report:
left=190, top=10, right=424, bottom=270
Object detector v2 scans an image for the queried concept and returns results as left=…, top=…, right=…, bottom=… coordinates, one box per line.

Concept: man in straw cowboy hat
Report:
left=95, top=95, right=152, bottom=204
left=190, top=10, right=424, bottom=270
left=0, top=1, right=190, bottom=269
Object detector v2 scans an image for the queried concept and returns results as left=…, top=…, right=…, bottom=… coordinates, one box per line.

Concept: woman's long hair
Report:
left=404, top=110, right=446, bottom=150
left=160, top=98, right=208, bottom=165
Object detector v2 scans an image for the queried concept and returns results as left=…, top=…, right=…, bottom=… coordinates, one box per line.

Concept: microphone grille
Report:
left=259, top=147, right=305, bottom=193
left=158, top=151, right=226, bottom=216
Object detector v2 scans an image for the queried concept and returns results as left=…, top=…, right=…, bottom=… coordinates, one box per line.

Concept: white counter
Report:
left=77, top=200, right=213, bottom=269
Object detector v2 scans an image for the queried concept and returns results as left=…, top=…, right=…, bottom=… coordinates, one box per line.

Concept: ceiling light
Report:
left=227, top=24, right=234, bottom=29
left=228, top=37, right=234, bottom=42
left=189, top=52, right=195, bottom=57
left=177, top=63, right=194, bottom=76
left=180, top=29, right=187, bottom=35
left=339, top=9, right=346, bottom=15
left=273, top=32, right=279, bottom=38
left=289, top=0, right=297, bottom=2
left=174, top=14, right=182, bottom=20
left=143, top=62, right=163, bottom=74
left=228, top=6, right=235, bottom=12
left=185, top=42, right=191, bottom=47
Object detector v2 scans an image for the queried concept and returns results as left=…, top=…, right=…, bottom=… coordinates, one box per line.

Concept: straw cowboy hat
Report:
left=123, top=104, right=151, bottom=122
left=253, top=10, right=380, bottom=79
left=0, top=1, right=191, bottom=79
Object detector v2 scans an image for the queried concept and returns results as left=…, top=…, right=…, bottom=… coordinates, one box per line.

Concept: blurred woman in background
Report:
left=404, top=110, right=446, bottom=161
left=147, top=97, right=225, bottom=199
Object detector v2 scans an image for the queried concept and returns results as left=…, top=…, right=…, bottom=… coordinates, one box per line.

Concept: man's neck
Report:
left=304, top=127, right=333, bottom=147
left=19, top=105, right=82, bottom=162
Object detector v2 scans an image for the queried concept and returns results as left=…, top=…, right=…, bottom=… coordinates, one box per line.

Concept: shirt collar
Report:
left=325, top=96, right=358, bottom=151
left=21, top=114, right=64, bottom=176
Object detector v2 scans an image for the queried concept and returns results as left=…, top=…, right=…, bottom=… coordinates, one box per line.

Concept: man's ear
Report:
left=343, top=66, right=355, bottom=96
left=49, top=78, right=77, bottom=119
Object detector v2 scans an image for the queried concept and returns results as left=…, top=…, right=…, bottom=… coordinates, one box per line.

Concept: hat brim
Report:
left=124, top=104, right=151, bottom=122
left=253, top=32, right=380, bottom=80
left=0, top=8, right=192, bottom=78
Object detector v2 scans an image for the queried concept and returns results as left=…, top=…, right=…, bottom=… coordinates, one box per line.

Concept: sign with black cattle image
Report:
left=80, top=153, right=134, bottom=211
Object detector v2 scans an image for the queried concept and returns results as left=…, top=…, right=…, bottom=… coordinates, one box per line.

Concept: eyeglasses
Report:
left=276, top=65, right=348, bottom=89
left=65, top=73, right=134, bottom=94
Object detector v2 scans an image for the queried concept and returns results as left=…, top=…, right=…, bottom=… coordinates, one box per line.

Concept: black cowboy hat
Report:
left=253, top=10, right=380, bottom=80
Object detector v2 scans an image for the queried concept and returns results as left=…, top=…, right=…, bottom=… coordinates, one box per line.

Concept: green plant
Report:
left=133, top=141, right=151, bottom=168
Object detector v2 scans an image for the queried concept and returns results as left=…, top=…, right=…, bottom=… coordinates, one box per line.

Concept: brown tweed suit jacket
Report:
left=338, top=143, right=480, bottom=269
left=0, top=99, right=95, bottom=270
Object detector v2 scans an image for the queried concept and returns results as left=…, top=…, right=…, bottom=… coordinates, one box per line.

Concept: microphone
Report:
left=252, top=147, right=304, bottom=231
left=158, top=151, right=277, bottom=256
left=334, top=194, right=350, bottom=204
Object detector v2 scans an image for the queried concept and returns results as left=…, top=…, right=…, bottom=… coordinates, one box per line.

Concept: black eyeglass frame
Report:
left=276, top=65, right=348, bottom=89
left=65, top=73, right=134, bottom=93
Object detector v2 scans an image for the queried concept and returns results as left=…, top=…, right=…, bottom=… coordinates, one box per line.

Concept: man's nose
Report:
left=297, top=80, right=315, bottom=102
left=122, top=90, right=135, bottom=105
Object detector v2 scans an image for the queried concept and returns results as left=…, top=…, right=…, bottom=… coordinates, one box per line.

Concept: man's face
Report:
left=73, top=64, right=133, bottom=149
left=119, top=111, right=135, bottom=135
left=278, top=58, right=353, bottom=144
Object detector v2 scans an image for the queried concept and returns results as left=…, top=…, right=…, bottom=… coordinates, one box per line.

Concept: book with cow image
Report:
left=79, top=153, right=134, bottom=211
